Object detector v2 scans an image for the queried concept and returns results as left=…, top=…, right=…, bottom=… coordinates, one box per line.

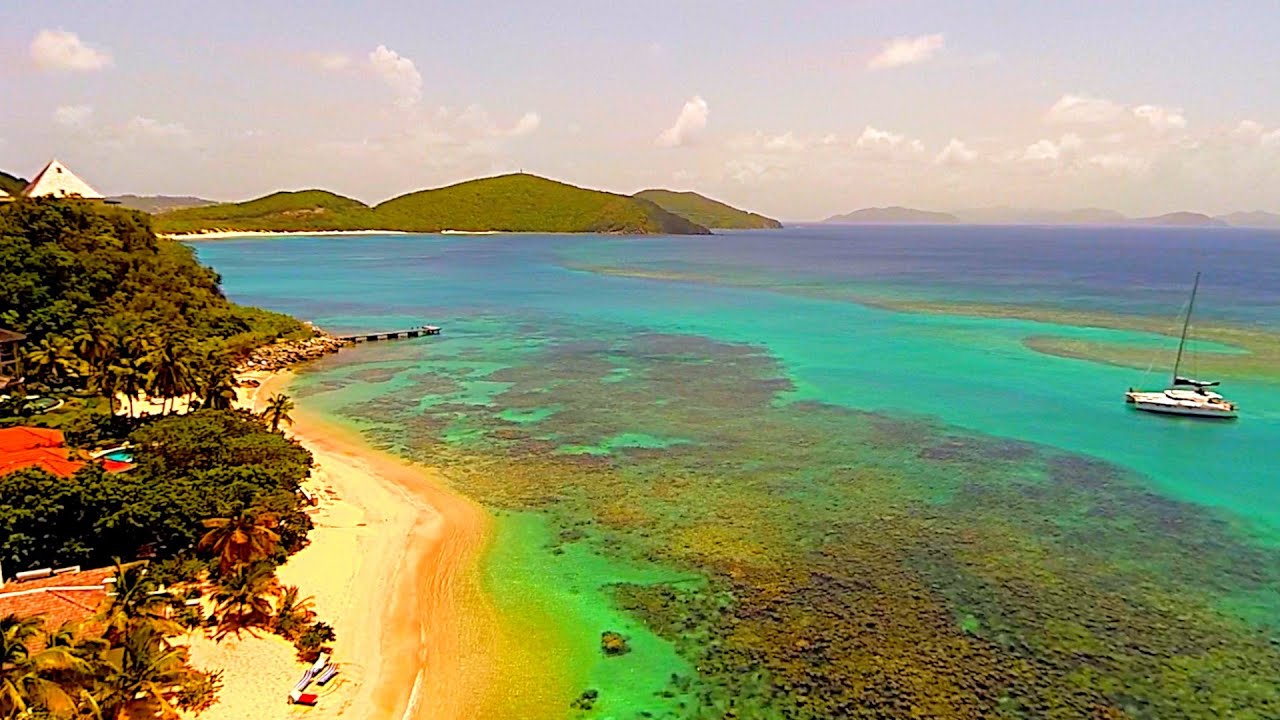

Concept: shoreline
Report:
left=185, top=369, right=496, bottom=720
left=163, top=230, right=410, bottom=241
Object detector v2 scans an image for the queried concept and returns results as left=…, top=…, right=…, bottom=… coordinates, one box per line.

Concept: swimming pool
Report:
left=101, top=449, right=134, bottom=463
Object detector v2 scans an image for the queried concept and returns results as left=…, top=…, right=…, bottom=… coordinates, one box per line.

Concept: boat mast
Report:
left=1172, top=272, right=1200, bottom=383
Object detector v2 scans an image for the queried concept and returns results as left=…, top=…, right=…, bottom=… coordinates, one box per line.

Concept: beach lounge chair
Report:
left=315, top=665, right=339, bottom=686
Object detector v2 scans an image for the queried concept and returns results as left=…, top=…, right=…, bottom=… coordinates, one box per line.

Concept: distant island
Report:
left=634, top=189, right=782, bottom=229
left=824, top=205, right=1279, bottom=228
left=1132, top=212, right=1229, bottom=228
left=147, top=174, right=783, bottom=236
left=825, top=207, right=959, bottom=224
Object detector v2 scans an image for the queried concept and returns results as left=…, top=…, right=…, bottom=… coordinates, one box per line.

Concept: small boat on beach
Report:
left=1125, top=272, right=1238, bottom=419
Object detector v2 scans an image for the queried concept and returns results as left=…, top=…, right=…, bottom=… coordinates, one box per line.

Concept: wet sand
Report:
left=186, top=370, right=499, bottom=719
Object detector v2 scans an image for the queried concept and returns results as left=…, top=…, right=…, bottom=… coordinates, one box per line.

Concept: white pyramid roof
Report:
left=22, top=159, right=103, bottom=199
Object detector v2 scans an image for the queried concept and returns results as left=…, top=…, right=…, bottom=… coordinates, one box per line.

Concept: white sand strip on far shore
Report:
left=162, top=230, right=410, bottom=241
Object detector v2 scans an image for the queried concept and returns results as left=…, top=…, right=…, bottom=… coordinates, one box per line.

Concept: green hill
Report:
left=375, top=174, right=709, bottom=234
left=153, top=189, right=377, bottom=234
left=154, top=175, right=711, bottom=235
left=635, top=189, right=782, bottom=229
left=0, top=171, right=28, bottom=196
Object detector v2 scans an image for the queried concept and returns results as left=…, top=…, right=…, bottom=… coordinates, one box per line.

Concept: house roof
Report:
left=0, top=427, right=131, bottom=477
left=0, top=566, right=116, bottom=649
left=0, top=427, right=66, bottom=453
left=22, top=159, right=104, bottom=200
left=0, top=328, right=25, bottom=343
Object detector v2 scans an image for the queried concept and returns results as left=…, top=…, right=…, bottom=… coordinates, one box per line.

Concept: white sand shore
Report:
left=163, top=230, right=408, bottom=241
left=179, top=370, right=493, bottom=720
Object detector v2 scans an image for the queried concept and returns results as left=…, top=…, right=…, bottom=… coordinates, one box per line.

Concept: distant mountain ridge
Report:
left=1217, top=211, right=1280, bottom=229
left=154, top=174, right=711, bottom=235
left=109, top=194, right=216, bottom=213
left=825, top=205, right=1279, bottom=228
left=634, top=189, right=782, bottom=229
left=825, top=207, right=959, bottom=224
left=0, top=171, right=29, bottom=196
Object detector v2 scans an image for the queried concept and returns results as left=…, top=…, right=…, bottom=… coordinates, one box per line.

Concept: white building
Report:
left=21, top=159, right=104, bottom=200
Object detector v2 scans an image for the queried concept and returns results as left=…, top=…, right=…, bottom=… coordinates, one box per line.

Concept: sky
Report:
left=2, top=1, right=1279, bottom=220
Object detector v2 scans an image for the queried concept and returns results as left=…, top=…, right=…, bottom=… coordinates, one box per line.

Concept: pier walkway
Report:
left=338, top=325, right=441, bottom=343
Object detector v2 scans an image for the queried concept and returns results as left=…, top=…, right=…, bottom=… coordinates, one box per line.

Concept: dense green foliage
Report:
left=0, top=171, right=26, bottom=197
left=154, top=174, right=713, bottom=235
left=0, top=410, right=312, bottom=572
left=634, top=189, right=782, bottom=229
left=151, top=189, right=377, bottom=234
left=0, top=199, right=308, bottom=406
left=375, top=174, right=710, bottom=234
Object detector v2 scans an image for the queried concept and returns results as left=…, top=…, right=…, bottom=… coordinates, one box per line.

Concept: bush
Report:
left=293, top=621, right=336, bottom=662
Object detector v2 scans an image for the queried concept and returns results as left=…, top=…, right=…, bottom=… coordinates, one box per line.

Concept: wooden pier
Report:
left=338, top=325, right=441, bottom=343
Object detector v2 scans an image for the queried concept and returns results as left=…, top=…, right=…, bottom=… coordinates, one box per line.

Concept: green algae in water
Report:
left=484, top=512, right=695, bottom=718
left=298, top=317, right=1280, bottom=718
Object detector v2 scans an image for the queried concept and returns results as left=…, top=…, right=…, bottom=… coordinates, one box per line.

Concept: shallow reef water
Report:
left=296, top=319, right=1280, bottom=719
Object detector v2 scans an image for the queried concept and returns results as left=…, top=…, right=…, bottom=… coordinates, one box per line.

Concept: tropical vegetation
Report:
left=0, top=199, right=310, bottom=421
left=634, top=189, right=783, bottom=229
left=154, top=174, right=715, bottom=235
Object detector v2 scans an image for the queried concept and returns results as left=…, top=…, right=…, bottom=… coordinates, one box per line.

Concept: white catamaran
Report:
left=1125, top=272, right=1238, bottom=419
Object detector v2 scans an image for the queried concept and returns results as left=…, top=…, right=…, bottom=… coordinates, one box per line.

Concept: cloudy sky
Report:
left=2, top=1, right=1278, bottom=219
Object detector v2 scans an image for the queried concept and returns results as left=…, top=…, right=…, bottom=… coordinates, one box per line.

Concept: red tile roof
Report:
left=0, top=567, right=115, bottom=647
left=0, top=427, right=131, bottom=477
left=0, top=427, right=65, bottom=453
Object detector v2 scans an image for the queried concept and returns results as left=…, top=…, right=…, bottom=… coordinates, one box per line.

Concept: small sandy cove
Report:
left=178, top=370, right=496, bottom=720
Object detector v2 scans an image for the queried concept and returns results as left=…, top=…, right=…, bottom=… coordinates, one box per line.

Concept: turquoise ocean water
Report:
left=196, top=225, right=1280, bottom=717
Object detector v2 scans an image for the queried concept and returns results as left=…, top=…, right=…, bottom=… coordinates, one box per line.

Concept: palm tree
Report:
left=23, top=336, right=79, bottom=386
left=272, top=586, right=316, bottom=641
left=98, top=561, right=182, bottom=643
left=210, top=564, right=280, bottom=640
left=108, top=355, right=148, bottom=419
left=190, top=347, right=237, bottom=411
left=94, top=623, right=193, bottom=720
left=146, top=338, right=193, bottom=415
left=199, top=508, right=281, bottom=573
left=262, top=393, right=295, bottom=432
left=0, top=614, right=85, bottom=719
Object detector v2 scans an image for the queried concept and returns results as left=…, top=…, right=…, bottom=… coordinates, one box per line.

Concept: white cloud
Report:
left=510, top=111, right=541, bottom=137
left=30, top=29, right=113, bottom=72
left=127, top=116, right=191, bottom=139
left=764, top=131, right=805, bottom=152
left=1046, top=94, right=1124, bottom=124
left=867, top=34, right=944, bottom=70
left=311, top=52, right=353, bottom=71
left=856, top=126, right=905, bottom=148
left=656, top=96, right=709, bottom=147
left=1086, top=153, right=1148, bottom=173
left=1022, top=133, right=1082, bottom=162
left=936, top=138, right=977, bottom=165
left=53, top=104, right=94, bottom=129
left=855, top=126, right=923, bottom=153
left=369, top=45, right=423, bottom=107
left=1133, top=104, right=1187, bottom=132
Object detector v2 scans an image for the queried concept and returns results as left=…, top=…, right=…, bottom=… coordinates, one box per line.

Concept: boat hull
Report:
left=1129, top=398, right=1238, bottom=419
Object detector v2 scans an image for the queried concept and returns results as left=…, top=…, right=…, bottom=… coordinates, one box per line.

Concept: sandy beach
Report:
left=163, top=230, right=408, bottom=241
left=179, top=370, right=496, bottom=720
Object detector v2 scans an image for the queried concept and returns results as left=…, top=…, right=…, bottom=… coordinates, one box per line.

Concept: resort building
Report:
left=21, top=159, right=104, bottom=200
left=0, top=327, right=22, bottom=390
left=0, top=565, right=115, bottom=649
left=0, top=187, right=12, bottom=202
left=0, top=426, right=132, bottom=477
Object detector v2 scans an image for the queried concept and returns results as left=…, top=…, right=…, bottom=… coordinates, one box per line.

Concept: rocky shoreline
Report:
left=237, top=331, right=349, bottom=374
